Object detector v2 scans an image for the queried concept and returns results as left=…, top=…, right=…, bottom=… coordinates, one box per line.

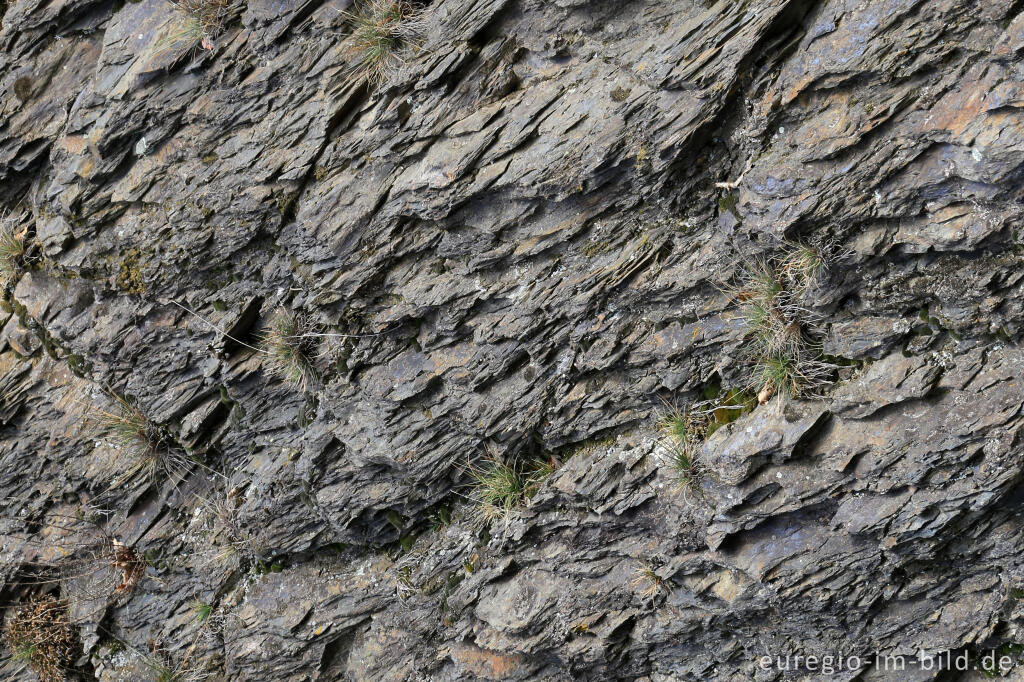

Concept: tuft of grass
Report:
left=667, top=445, right=697, bottom=487
left=657, top=409, right=707, bottom=488
left=727, top=254, right=834, bottom=403
left=732, top=263, right=790, bottom=348
left=0, top=226, right=25, bottom=280
left=87, top=390, right=193, bottom=484
left=530, top=456, right=559, bottom=482
left=158, top=16, right=204, bottom=54
left=778, top=241, right=825, bottom=288
left=95, top=394, right=162, bottom=469
left=341, top=0, right=425, bottom=87
left=656, top=410, right=688, bottom=444
left=754, top=354, right=800, bottom=402
left=469, top=457, right=528, bottom=521
left=754, top=352, right=834, bottom=403
left=467, top=455, right=556, bottom=522
left=189, top=599, right=212, bottom=623
left=261, top=309, right=320, bottom=390
left=0, top=209, right=30, bottom=282
left=171, top=0, right=229, bottom=49
left=143, top=644, right=209, bottom=682
left=196, top=488, right=266, bottom=567
left=11, top=642, right=38, bottom=662
left=737, top=260, right=783, bottom=304
left=749, top=310, right=806, bottom=361
left=656, top=391, right=759, bottom=491
left=631, top=564, right=664, bottom=598
left=3, top=595, right=75, bottom=682
left=729, top=259, right=811, bottom=363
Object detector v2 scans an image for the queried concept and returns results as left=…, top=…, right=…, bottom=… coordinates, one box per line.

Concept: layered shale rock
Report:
left=2, top=0, right=1024, bottom=679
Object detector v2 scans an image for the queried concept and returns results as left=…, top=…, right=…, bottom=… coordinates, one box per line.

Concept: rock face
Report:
left=2, top=0, right=1024, bottom=679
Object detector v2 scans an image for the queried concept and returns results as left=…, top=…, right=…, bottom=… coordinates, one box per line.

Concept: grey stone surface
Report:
left=2, top=0, right=1024, bottom=679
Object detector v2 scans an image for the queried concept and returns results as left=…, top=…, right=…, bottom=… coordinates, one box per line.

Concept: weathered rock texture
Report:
left=2, top=0, right=1024, bottom=679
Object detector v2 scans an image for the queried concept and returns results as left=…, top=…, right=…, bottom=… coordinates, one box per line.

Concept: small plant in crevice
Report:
left=189, top=599, right=213, bottom=624
left=88, top=390, right=193, bottom=484
left=143, top=644, right=209, bottom=682
left=727, top=243, right=837, bottom=403
left=428, top=504, right=453, bottom=532
left=393, top=558, right=419, bottom=604
left=468, top=456, right=529, bottom=522
left=778, top=240, right=826, bottom=290
left=192, top=487, right=267, bottom=568
left=191, top=597, right=235, bottom=642
left=655, top=387, right=756, bottom=491
left=261, top=308, right=320, bottom=390
left=3, top=594, right=76, bottom=682
left=111, top=539, right=147, bottom=594
left=340, top=0, right=426, bottom=87
left=530, top=455, right=560, bottom=482
left=657, top=407, right=709, bottom=490
left=752, top=351, right=833, bottom=404
left=631, top=563, right=665, bottom=599
left=656, top=409, right=689, bottom=444
left=732, top=260, right=806, bottom=357
left=753, top=354, right=800, bottom=401
left=0, top=222, right=26, bottom=282
left=168, top=0, right=231, bottom=50
left=466, top=454, right=557, bottom=523
left=93, top=392, right=159, bottom=453
left=62, top=536, right=148, bottom=617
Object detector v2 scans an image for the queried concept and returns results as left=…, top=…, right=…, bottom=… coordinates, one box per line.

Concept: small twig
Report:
left=170, top=300, right=388, bottom=345
left=169, top=301, right=268, bottom=354
left=714, top=157, right=753, bottom=190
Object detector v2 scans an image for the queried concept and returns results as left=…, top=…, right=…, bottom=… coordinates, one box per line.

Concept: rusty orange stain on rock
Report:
left=59, top=135, right=88, bottom=155
left=928, top=88, right=987, bottom=136
left=449, top=641, right=528, bottom=680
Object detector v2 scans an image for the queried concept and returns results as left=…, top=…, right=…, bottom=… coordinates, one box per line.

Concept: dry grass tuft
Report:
left=3, top=595, right=75, bottom=682
left=171, top=0, right=230, bottom=49
left=778, top=241, right=825, bottom=289
left=261, top=309, right=320, bottom=390
left=631, top=563, right=665, bottom=598
left=341, top=0, right=426, bottom=86
left=144, top=647, right=210, bottom=682
left=203, top=488, right=265, bottom=565
left=727, top=247, right=836, bottom=403
left=0, top=210, right=27, bottom=282
left=86, top=390, right=193, bottom=485
left=94, top=393, right=159, bottom=452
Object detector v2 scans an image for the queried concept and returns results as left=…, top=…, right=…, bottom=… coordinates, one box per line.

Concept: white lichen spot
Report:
left=891, top=318, right=912, bottom=335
